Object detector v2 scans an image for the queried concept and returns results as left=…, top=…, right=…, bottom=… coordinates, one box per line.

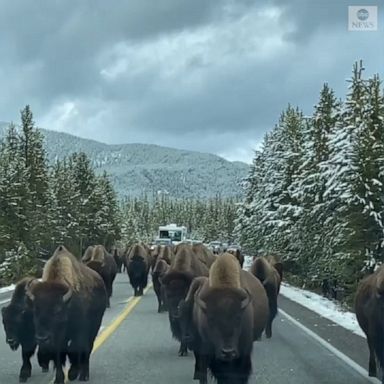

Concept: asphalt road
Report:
left=0, top=273, right=379, bottom=384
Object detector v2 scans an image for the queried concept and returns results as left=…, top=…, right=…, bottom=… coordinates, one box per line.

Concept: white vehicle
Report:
left=158, top=224, right=187, bottom=245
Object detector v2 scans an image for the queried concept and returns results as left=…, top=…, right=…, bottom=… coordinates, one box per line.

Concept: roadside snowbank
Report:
left=0, top=284, right=15, bottom=294
left=280, top=283, right=365, bottom=338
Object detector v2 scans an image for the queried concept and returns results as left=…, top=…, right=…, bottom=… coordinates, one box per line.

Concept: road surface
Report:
left=0, top=273, right=379, bottom=384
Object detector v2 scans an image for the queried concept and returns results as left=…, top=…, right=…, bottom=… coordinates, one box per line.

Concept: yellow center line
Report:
left=92, top=284, right=152, bottom=353
left=48, top=284, right=152, bottom=383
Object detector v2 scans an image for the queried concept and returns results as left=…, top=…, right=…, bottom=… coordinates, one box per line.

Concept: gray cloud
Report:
left=0, top=0, right=382, bottom=163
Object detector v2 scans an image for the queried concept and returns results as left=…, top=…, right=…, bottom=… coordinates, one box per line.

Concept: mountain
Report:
left=0, top=123, right=249, bottom=199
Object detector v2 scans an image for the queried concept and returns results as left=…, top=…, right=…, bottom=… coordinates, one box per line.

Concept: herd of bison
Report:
left=1, top=241, right=384, bottom=383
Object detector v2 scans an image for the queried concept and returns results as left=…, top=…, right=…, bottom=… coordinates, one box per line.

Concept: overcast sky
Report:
left=0, top=0, right=382, bottom=163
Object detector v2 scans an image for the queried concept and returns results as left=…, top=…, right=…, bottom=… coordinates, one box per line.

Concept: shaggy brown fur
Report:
left=209, top=253, right=241, bottom=289
left=355, top=265, right=384, bottom=382
left=183, top=253, right=268, bottom=383
left=162, top=243, right=209, bottom=356
left=152, top=258, right=170, bottom=313
left=43, top=246, right=96, bottom=293
left=82, top=246, right=94, bottom=263
left=1, top=277, right=52, bottom=381
left=83, top=245, right=117, bottom=307
left=126, top=243, right=151, bottom=296
left=250, top=256, right=282, bottom=338
left=192, top=243, right=216, bottom=268
left=158, top=245, right=174, bottom=265
left=27, top=245, right=107, bottom=384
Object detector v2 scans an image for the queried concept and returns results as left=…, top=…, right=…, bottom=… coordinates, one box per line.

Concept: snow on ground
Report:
left=0, top=284, right=15, bottom=294
left=280, top=283, right=365, bottom=338
left=243, top=256, right=364, bottom=338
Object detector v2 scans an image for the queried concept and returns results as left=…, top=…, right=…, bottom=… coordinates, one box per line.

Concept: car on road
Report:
left=153, top=238, right=172, bottom=246
left=208, top=241, right=223, bottom=254
left=227, top=243, right=242, bottom=253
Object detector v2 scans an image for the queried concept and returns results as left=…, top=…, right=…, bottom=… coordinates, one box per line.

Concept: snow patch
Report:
left=280, top=283, right=365, bottom=338
left=0, top=284, right=15, bottom=294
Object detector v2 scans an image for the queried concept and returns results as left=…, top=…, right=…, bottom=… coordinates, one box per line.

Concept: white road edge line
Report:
left=280, top=308, right=381, bottom=384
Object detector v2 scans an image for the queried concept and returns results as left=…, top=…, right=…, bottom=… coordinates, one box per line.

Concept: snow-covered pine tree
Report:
left=289, top=84, right=342, bottom=280
left=320, top=61, right=381, bottom=290
left=19, top=106, right=52, bottom=253
left=0, top=124, right=31, bottom=252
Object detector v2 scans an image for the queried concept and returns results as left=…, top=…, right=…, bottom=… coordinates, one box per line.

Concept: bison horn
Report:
left=240, top=290, right=251, bottom=310
left=196, top=296, right=207, bottom=311
left=62, top=288, right=73, bottom=303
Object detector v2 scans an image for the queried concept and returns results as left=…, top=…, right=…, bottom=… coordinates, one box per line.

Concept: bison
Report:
left=250, top=256, right=282, bottom=338
left=82, top=245, right=117, bottom=308
left=162, top=243, right=209, bottom=356
left=126, top=243, right=151, bottom=296
left=1, top=277, right=51, bottom=382
left=180, top=253, right=269, bottom=384
left=26, top=245, right=107, bottom=384
left=192, top=243, right=216, bottom=268
left=112, top=247, right=124, bottom=273
left=152, top=258, right=170, bottom=313
left=355, top=265, right=384, bottom=383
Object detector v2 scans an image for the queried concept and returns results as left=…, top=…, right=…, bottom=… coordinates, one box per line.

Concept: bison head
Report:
left=1, top=304, right=28, bottom=350
left=197, top=288, right=252, bottom=362
left=26, top=281, right=73, bottom=348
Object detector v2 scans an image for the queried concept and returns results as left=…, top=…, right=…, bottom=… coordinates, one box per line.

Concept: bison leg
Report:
left=79, top=349, right=91, bottom=382
left=367, top=335, right=377, bottom=377
left=68, top=342, right=80, bottom=381
left=179, top=341, right=188, bottom=356
left=265, top=289, right=278, bottom=339
left=54, top=351, right=66, bottom=384
left=198, top=354, right=208, bottom=384
left=19, top=346, right=35, bottom=382
left=37, top=347, right=50, bottom=372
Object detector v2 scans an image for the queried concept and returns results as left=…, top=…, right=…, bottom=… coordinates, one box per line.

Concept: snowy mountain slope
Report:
left=0, top=122, right=248, bottom=198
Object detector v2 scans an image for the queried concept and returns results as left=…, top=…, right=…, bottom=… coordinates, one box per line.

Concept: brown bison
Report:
left=82, top=245, right=117, bottom=308
left=1, top=277, right=52, bottom=382
left=126, top=243, right=151, bottom=296
left=152, top=258, right=170, bottom=313
left=355, top=265, right=384, bottom=383
left=111, top=247, right=124, bottom=273
left=150, top=245, right=162, bottom=269
left=250, top=256, right=282, bottom=338
left=227, top=248, right=244, bottom=268
left=162, top=243, right=209, bottom=356
left=192, top=243, right=216, bottom=268
left=26, top=245, right=107, bottom=384
left=180, top=253, right=269, bottom=383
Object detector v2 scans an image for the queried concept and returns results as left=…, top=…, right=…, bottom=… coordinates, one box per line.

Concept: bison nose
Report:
left=36, top=334, right=50, bottom=344
left=220, top=348, right=238, bottom=360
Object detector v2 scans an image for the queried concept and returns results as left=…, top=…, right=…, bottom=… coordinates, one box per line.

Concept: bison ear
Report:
left=25, top=279, right=39, bottom=302
left=62, top=287, right=73, bottom=303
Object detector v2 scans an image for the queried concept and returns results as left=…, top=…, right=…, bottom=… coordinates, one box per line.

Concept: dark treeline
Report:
left=0, top=106, right=121, bottom=285
left=235, top=61, right=384, bottom=299
left=120, top=194, right=238, bottom=245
